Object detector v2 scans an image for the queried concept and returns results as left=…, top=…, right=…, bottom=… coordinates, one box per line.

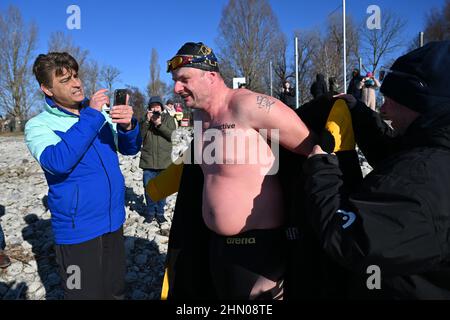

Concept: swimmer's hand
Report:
left=308, top=145, right=328, bottom=158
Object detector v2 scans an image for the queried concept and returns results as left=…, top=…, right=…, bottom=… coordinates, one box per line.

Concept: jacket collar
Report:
left=44, top=96, right=89, bottom=117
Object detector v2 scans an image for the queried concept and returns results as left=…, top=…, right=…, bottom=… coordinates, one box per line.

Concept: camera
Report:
left=152, top=111, right=161, bottom=117
left=364, top=79, right=375, bottom=87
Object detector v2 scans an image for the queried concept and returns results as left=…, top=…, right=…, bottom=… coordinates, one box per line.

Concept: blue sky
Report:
left=0, top=0, right=446, bottom=94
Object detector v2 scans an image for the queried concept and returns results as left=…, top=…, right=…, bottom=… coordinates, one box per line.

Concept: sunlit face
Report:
left=41, top=68, right=85, bottom=108
left=171, top=67, right=210, bottom=108
left=380, top=96, right=420, bottom=134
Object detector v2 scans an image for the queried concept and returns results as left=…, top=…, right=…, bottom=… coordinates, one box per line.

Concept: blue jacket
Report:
left=25, top=97, right=142, bottom=245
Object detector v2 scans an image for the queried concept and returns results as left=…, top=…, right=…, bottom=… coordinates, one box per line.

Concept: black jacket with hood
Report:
left=310, top=74, right=328, bottom=99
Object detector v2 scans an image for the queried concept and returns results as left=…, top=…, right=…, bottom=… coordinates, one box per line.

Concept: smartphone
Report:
left=114, top=89, right=128, bottom=106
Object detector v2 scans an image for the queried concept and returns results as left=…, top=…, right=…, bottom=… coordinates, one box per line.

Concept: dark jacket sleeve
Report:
left=154, top=114, right=177, bottom=142
left=140, top=118, right=150, bottom=140
left=347, top=79, right=355, bottom=95
left=350, top=101, right=397, bottom=167
left=302, top=154, right=442, bottom=277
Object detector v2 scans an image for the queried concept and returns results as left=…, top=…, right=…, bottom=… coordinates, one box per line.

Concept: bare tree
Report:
left=126, top=85, right=146, bottom=122
left=405, top=1, right=449, bottom=52
left=292, top=30, right=321, bottom=104
left=216, top=0, right=285, bottom=94
left=147, top=48, right=167, bottom=97
left=360, top=11, right=406, bottom=74
left=310, top=14, right=360, bottom=95
left=424, top=1, right=450, bottom=43
left=82, top=60, right=100, bottom=97
left=0, top=6, right=38, bottom=124
left=48, top=31, right=89, bottom=71
left=100, top=65, right=121, bottom=100
left=269, top=35, right=288, bottom=98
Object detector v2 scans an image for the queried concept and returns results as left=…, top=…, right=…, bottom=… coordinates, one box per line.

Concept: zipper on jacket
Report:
left=70, top=185, right=79, bottom=229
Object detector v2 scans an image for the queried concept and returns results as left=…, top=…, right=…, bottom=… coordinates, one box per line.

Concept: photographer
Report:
left=279, top=80, right=296, bottom=109
left=139, top=96, right=176, bottom=224
left=358, top=72, right=380, bottom=111
left=25, top=52, right=141, bottom=299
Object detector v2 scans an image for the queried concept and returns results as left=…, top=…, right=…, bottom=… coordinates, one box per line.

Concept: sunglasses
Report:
left=167, top=54, right=218, bottom=72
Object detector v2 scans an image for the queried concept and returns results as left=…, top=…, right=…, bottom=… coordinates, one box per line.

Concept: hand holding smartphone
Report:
left=104, top=89, right=128, bottom=114
left=114, top=89, right=128, bottom=106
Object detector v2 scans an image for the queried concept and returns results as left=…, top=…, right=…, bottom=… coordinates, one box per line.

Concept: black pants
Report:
left=55, top=227, right=126, bottom=300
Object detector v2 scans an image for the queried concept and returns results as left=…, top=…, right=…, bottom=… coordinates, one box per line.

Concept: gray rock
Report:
left=34, top=287, right=46, bottom=300
left=28, top=260, right=37, bottom=269
left=126, top=272, right=138, bottom=282
left=7, top=262, right=23, bottom=276
left=28, top=281, right=42, bottom=293
left=23, top=266, right=36, bottom=274
left=0, top=283, right=9, bottom=295
left=135, top=254, right=147, bottom=266
left=154, top=234, right=169, bottom=245
left=46, top=273, right=60, bottom=287
left=21, top=241, right=33, bottom=250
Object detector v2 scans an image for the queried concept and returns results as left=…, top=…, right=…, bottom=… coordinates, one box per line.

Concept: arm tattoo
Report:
left=256, top=95, right=275, bottom=113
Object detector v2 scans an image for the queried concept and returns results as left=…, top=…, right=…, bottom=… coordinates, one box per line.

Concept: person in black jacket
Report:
left=347, top=68, right=363, bottom=100
left=279, top=80, right=296, bottom=109
left=310, top=74, right=328, bottom=99
left=303, top=41, right=450, bottom=299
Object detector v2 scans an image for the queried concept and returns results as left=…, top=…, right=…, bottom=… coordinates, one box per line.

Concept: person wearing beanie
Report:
left=139, top=96, right=176, bottom=224
left=164, top=41, right=315, bottom=300
left=310, top=73, right=328, bottom=99
left=302, top=41, right=450, bottom=299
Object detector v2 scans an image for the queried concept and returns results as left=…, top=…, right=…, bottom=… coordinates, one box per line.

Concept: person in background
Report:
left=175, top=103, right=183, bottom=113
left=328, top=77, right=339, bottom=95
left=347, top=68, right=363, bottom=101
left=310, top=74, right=328, bottom=99
left=359, top=72, right=381, bottom=111
left=139, top=96, right=177, bottom=224
left=279, top=80, right=296, bottom=109
left=165, top=99, right=176, bottom=117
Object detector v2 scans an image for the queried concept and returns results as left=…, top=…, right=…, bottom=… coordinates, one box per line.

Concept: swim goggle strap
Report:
left=167, top=53, right=219, bottom=72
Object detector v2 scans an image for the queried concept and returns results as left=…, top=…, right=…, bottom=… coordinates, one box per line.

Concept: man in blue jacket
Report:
left=25, top=52, right=142, bottom=299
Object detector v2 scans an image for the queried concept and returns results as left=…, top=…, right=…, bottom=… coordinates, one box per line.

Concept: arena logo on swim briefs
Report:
left=172, top=120, right=280, bottom=176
